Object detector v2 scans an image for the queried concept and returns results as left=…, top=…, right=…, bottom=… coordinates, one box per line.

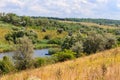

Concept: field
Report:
left=0, top=23, right=67, bottom=52
left=1, top=47, right=120, bottom=80
left=59, top=20, right=120, bottom=29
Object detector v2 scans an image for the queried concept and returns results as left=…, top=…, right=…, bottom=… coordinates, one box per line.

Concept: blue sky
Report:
left=0, top=0, right=120, bottom=19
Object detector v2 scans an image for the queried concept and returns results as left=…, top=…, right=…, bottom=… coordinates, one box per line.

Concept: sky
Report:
left=0, top=0, right=120, bottom=19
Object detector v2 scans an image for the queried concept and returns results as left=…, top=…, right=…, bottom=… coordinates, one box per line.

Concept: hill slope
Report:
left=1, top=47, right=120, bottom=80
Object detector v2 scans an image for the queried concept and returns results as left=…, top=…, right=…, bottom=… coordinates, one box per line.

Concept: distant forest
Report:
left=0, top=13, right=120, bottom=27
left=47, top=17, right=120, bottom=26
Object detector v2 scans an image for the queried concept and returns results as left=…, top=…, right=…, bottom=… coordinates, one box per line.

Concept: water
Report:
left=0, top=49, right=49, bottom=59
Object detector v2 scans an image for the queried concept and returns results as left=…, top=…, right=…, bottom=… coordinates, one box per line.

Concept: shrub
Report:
left=104, top=34, right=117, bottom=49
left=71, top=42, right=83, bottom=57
left=48, top=48, right=61, bottom=55
left=83, top=33, right=106, bottom=54
left=42, top=28, right=46, bottom=32
left=48, top=38, right=62, bottom=45
left=83, top=33, right=117, bottom=54
left=34, top=57, right=46, bottom=68
left=52, top=50, right=76, bottom=62
left=57, top=29, right=63, bottom=34
left=44, top=35, right=51, bottom=40
left=13, top=36, right=34, bottom=70
left=0, top=56, right=15, bottom=75
left=61, top=36, right=77, bottom=50
left=5, top=29, right=38, bottom=44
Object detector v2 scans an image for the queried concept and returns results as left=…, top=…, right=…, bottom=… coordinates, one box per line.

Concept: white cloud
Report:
left=116, top=0, right=120, bottom=8
left=0, top=0, right=120, bottom=19
left=29, top=5, right=49, bottom=13
left=96, top=0, right=108, bottom=4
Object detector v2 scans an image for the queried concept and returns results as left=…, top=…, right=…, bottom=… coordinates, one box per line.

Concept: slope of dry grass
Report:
left=80, top=22, right=119, bottom=29
left=59, top=20, right=120, bottom=29
left=1, top=47, right=120, bottom=80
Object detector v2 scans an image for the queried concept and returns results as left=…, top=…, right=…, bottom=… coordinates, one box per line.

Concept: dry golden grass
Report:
left=59, top=20, right=120, bottom=29
left=1, top=47, right=120, bottom=80
left=0, top=27, right=11, bottom=42
left=31, top=29, right=68, bottom=40
left=80, top=22, right=119, bottom=29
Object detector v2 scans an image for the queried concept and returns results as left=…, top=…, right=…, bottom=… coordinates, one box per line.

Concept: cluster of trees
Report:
left=47, top=17, right=120, bottom=26
left=64, top=18, right=120, bottom=26
left=0, top=13, right=66, bottom=30
left=62, top=32, right=117, bottom=56
left=0, top=36, right=76, bottom=75
left=1, top=13, right=116, bottom=33
left=5, top=27, right=38, bottom=44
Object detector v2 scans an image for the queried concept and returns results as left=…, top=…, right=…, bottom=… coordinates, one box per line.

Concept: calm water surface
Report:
left=0, top=49, right=49, bottom=59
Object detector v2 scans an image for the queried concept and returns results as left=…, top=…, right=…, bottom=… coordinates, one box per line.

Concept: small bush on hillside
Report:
left=61, top=36, right=77, bottom=50
left=0, top=56, right=15, bottom=75
left=34, top=57, right=47, bottom=68
left=57, top=29, right=63, bottom=34
left=42, top=28, right=46, bottom=32
left=104, top=34, right=117, bottom=49
left=71, top=42, right=83, bottom=57
left=44, top=35, right=51, bottom=40
left=52, top=50, right=76, bottom=62
left=48, top=38, right=62, bottom=45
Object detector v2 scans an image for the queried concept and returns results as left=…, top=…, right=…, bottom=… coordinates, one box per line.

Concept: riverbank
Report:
left=0, top=43, right=60, bottom=53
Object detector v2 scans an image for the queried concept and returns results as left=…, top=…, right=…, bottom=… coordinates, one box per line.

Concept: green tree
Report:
left=71, top=42, right=83, bottom=57
left=5, top=28, right=38, bottom=44
left=61, top=36, right=76, bottom=50
left=83, top=33, right=105, bottom=54
left=13, top=36, right=34, bottom=70
left=104, top=33, right=116, bottom=49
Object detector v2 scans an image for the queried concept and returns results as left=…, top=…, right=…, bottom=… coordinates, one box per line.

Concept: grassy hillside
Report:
left=0, top=22, right=13, bottom=52
left=1, top=47, right=120, bottom=80
left=0, top=22, right=68, bottom=52
left=0, top=20, right=120, bottom=53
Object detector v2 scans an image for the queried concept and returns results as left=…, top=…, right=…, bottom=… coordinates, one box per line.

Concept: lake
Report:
left=0, top=49, right=49, bottom=59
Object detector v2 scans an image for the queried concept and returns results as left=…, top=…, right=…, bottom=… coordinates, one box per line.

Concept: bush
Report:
left=48, top=48, right=61, bottom=55
left=34, top=57, right=46, bottom=68
left=0, top=56, right=15, bottom=75
left=48, top=38, right=62, bottom=45
left=57, top=29, right=63, bottom=34
left=104, top=34, right=116, bottom=49
left=71, top=42, right=83, bottom=57
left=52, top=50, right=76, bottom=62
left=42, top=28, right=46, bottom=32
left=44, top=35, right=51, bottom=40
left=5, top=29, right=38, bottom=44
left=61, top=36, right=77, bottom=50
left=83, top=33, right=116, bottom=54
left=13, top=37, right=34, bottom=70
left=83, top=33, right=106, bottom=54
